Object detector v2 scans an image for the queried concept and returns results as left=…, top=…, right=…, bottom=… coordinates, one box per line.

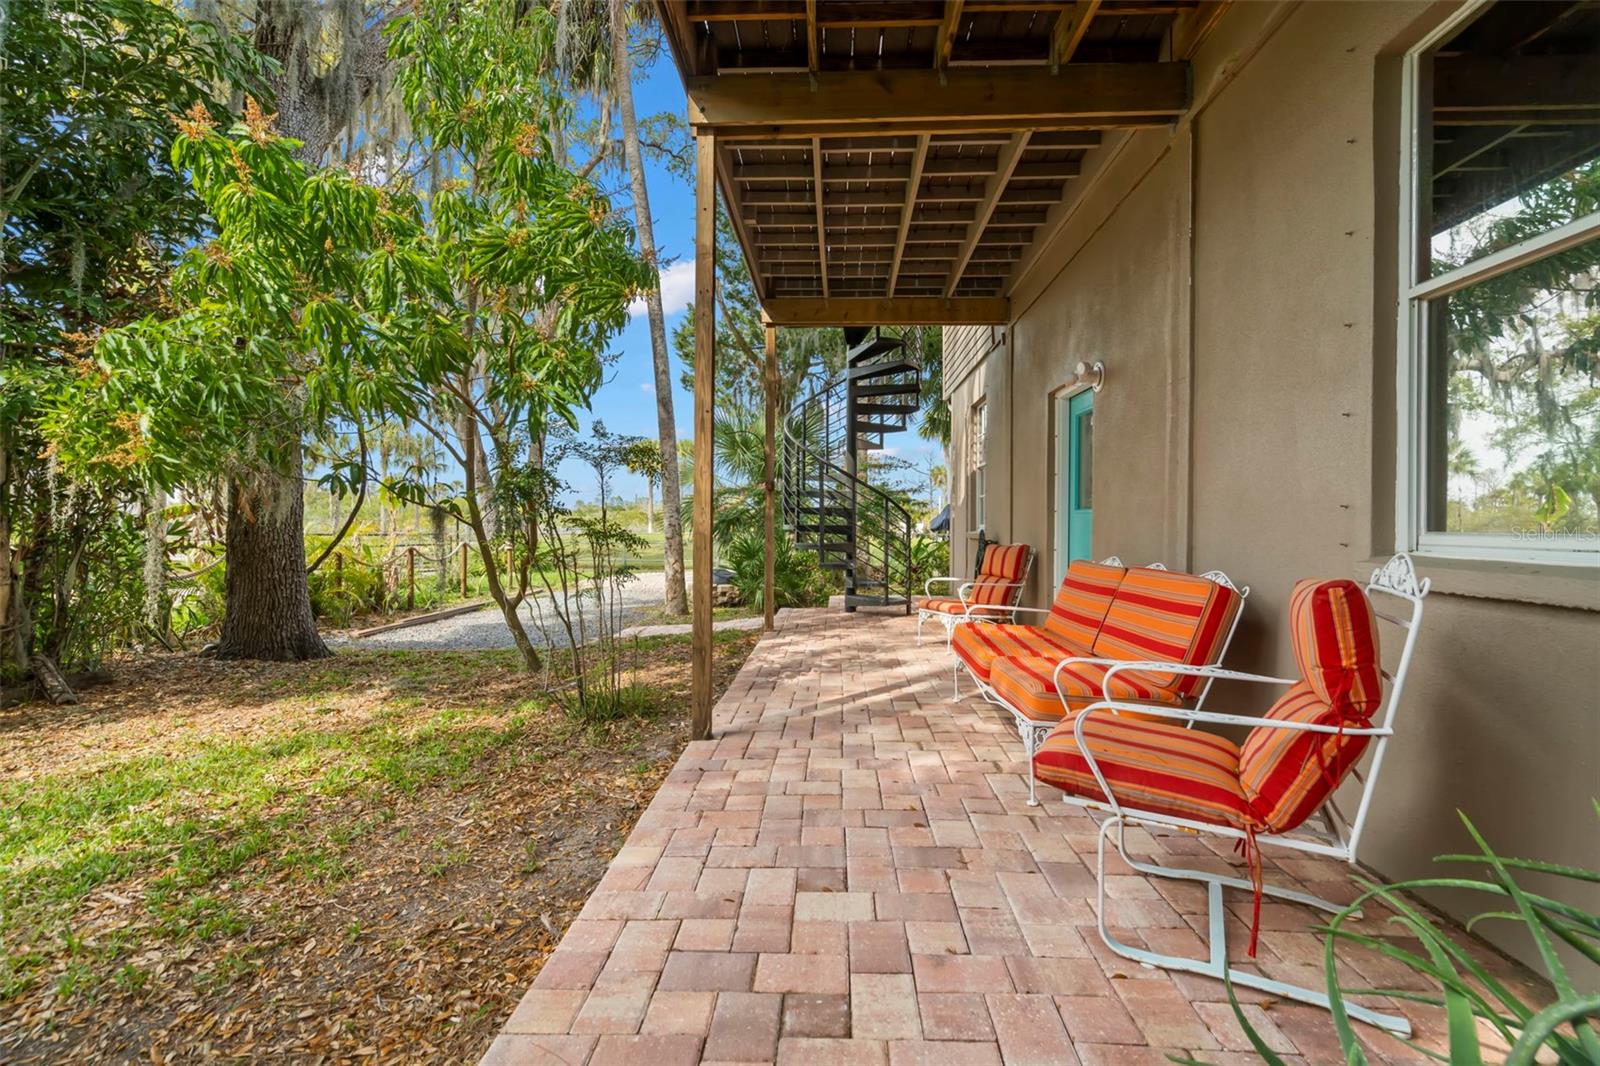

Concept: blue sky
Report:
left=561, top=53, right=945, bottom=504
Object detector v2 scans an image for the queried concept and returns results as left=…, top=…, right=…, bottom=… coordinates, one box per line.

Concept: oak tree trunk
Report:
left=215, top=445, right=329, bottom=661
left=611, top=0, right=687, bottom=616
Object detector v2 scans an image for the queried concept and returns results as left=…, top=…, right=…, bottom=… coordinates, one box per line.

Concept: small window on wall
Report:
left=968, top=399, right=988, bottom=537
left=1399, top=1, right=1600, bottom=565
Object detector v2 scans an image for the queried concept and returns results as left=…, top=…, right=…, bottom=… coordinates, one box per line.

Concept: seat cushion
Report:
left=1091, top=568, right=1243, bottom=698
left=951, top=623, right=1087, bottom=684
left=1239, top=681, right=1372, bottom=834
left=920, top=596, right=1010, bottom=619
left=1033, top=714, right=1249, bottom=827
left=1288, top=578, right=1383, bottom=718
left=1041, top=560, right=1126, bottom=650
left=990, top=655, right=1182, bottom=724
left=978, top=543, right=1031, bottom=582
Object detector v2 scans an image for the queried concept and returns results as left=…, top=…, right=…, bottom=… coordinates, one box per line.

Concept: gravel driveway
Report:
left=336, top=571, right=672, bottom=652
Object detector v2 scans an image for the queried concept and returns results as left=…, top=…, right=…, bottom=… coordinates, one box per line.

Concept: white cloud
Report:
left=639, top=381, right=654, bottom=394
left=629, top=260, right=696, bottom=318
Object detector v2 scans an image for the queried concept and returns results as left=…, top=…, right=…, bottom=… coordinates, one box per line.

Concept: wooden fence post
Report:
left=459, top=543, right=469, bottom=598
left=407, top=547, right=416, bottom=609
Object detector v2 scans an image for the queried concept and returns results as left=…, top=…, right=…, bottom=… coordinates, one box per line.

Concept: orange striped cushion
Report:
left=1238, top=681, right=1371, bottom=833
left=1289, top=579, right=1382, bottom=719
left=978, top=544, right=1030, bottom=582
left=1091, top=568, right=1242, bottom=697
left=1042, top=560, right=1126, bottom=648
left=951, top=623, right=1087, bottom=684
left=920, top=596, right=1010, bottom=618
left=991, top=655, right=1182, bottom=724
left=1033, top=715, right=1248, bottom=827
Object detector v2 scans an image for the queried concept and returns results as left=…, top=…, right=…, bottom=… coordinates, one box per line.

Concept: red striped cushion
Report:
left=991, top=655, right=1182, bottom=724
left=1238, top=681, right=1371, bottom=833
left=1033, top=714, right=1248, bottom=827
left=1288, top=579, right=1382, bottom=719
left=1091, top=568, right=1242, bottom=697
left=951, top=623, right=1087, bottom=684
left=968, top=577, right=1020, bottom=606
left=978, top=544, right=1031, bottom=582
left=1042, top=560, right=1126, bottom=649
left=920, top=597, right=1011, bottom=618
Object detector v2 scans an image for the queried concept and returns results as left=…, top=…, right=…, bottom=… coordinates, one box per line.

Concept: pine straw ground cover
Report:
left=0, top=631, right=758, bottom=1063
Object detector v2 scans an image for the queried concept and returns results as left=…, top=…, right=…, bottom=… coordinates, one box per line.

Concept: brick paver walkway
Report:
left=482, top=609, right=1536, bottom=1065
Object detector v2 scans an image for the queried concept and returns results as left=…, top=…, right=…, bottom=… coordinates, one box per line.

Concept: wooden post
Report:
left=406, top=547, right=416, bottom=610
left=762, top=321, right=778, bottom=632
left=691, top=129, right=718, bottom=742
left=459, top=542, right=469, bottom=597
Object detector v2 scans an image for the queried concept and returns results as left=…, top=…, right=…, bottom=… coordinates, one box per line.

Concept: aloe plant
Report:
left=1176, top=807, right=1600, bottom=1065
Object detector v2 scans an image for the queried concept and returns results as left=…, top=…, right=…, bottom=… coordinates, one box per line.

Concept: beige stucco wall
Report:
left=944, top=0, right=1600, bottom=971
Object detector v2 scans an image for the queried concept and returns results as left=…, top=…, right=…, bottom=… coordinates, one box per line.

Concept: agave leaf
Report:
left=1505, top=996, right=1600, bottom=1066
left=1435, top=855, right=1600, bottom=884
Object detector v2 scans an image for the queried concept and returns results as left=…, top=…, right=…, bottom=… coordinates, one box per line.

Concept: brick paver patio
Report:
left=482, top=608, right=1539, bottom=1065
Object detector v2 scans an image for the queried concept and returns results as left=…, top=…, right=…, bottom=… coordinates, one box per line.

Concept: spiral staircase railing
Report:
left=780, top=329, right=919, bottom=613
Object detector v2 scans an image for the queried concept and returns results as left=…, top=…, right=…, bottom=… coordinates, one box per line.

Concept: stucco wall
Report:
left=945, top=0, right=1600, bottom=971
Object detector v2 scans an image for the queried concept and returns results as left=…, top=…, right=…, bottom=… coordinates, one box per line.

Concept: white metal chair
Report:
left=1043, top=553, right=1430, bottom=1036
left=916, top=544, right=1034, bottom=645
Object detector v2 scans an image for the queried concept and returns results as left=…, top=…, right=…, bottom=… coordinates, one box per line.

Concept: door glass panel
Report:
left=1076, top=411, right=1094, bottom=509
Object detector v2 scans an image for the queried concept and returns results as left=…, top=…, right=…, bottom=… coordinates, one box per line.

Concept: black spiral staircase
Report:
left=782, top=328, right=918, bottom=613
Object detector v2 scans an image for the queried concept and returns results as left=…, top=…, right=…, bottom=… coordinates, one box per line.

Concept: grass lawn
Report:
left=0, top=631, right=758, bottom=1063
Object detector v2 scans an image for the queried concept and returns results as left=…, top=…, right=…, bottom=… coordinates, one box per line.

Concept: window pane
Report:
left=1424, top=238, right=1600, bottom=540
left=1417, top=3, right=1600, bottom=281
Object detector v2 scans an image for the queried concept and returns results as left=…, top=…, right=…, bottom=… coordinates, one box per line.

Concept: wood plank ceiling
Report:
left=657, top=1, right=1213, bottom=321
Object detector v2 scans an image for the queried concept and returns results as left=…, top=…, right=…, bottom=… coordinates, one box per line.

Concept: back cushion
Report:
left=978, top=544, right=1030, bottom=582
left=1239, top=681, right=1372, bottom=833
left=1289, top=578, right=1383, bottom=719
left=967, top=578, right=1017, bottom=607
left=1043, top=560, right=1126, bottom=649
left=1091, top=568, right=1242, bottom=696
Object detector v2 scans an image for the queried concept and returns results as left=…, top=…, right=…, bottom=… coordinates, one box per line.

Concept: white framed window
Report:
left=968, top=399, right=988, bottom=537
left=1396, top=1, right=1600, bottom=566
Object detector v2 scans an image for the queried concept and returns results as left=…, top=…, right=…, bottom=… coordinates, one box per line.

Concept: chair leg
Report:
left=1091, top=817, right=1410, bottom=1037
left=916, top=612, right=925, bottom=644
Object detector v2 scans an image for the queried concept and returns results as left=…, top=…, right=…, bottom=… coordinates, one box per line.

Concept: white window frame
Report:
left=1395, top=0, right=1600, bottom=567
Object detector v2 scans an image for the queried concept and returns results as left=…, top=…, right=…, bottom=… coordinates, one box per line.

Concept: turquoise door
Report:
left=1054, top=389, right=1094, bottom=583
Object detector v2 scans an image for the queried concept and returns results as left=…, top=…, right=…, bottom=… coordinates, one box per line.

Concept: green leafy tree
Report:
left=383, top=0, right=652, bottom=671
left=48, top=101, right=463, bottom=660
left=0, top=0, right=262, bottom=676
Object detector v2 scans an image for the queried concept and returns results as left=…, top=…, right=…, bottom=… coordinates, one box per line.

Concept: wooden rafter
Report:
left=804, top=0, right=820, bottom=76
left=947, top=132, right=1030, bottom=296
left=934, top=1, right=966, bottom=72
left=888, top=134, right=931, bottom=297
left=1050, top=0, right=1101, bottom=70
left=686, top=64, right=1188, bottom=135
left=718, top=144, right=769, bottom=301
left=764, top=296, right=1010, bottom=325
left=812, top=137, right=829, bottom=298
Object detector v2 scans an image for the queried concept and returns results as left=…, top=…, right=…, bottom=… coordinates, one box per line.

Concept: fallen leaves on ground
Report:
left=0, top=634, right=758, bottom=1064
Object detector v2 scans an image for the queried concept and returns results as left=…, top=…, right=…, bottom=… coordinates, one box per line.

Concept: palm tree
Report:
left=609, top=0, right=687, bottom=614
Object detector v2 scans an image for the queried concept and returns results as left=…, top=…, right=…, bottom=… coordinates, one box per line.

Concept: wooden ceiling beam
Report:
left=764, top=296, right=1010, bottom=325
left=1050, top=0, right=1102, bottom=71
left=947, top=132, right=1030, bottom=297
left=687, top=64, right=1189, bottom=135
left=811, top=138, right=829, bottom=299
left=888, top=134, right=931, bottom=298
left=716, top=144, right=769, bottom=302
left=804, top=0, right=820, bottom=76
left=686, top=0, right=807, bottom=19
left=934, top=1, right=966, bottom=73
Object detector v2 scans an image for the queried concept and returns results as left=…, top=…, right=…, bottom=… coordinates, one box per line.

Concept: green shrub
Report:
left=725, top=532, right=831, bottom=612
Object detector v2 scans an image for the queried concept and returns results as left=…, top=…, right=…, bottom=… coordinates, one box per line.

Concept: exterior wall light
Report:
left=1074, top=360, right=1106, bottom=393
